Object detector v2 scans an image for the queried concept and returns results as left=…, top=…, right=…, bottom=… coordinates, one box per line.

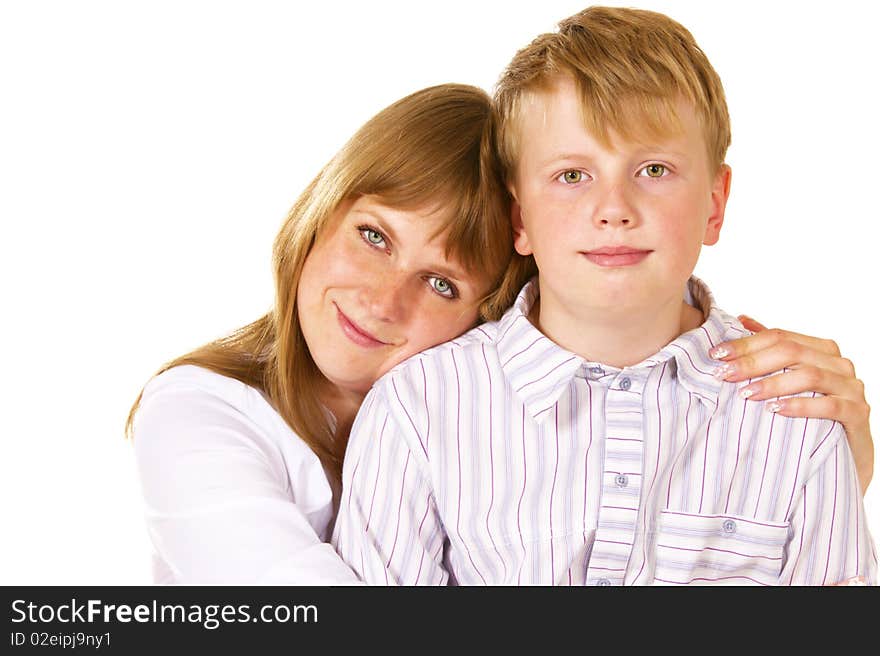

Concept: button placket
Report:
left=587, top=369, right=645, bottom=587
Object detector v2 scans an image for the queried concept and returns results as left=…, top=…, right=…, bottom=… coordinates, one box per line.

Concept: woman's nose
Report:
left=360, top=273, right=409, bottom=323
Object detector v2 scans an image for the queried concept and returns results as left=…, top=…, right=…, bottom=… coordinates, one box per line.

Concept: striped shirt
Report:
left=332, top=278, right=877, bottom=585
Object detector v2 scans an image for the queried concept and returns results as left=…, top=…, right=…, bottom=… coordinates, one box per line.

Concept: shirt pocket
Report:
left=653, top=509, right=789, bottom=586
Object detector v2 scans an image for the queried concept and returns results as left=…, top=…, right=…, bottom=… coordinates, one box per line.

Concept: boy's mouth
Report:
left=582, top=246, right=653, bottom=267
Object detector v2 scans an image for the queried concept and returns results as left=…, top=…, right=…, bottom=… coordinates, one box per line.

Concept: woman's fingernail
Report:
left=765, top=401, right=784, bottom=413
left=709, top=346, right=730, bottom=360
left=713, top=362, right=736, bottom=380
left=739, top=385, right=760, bottom=399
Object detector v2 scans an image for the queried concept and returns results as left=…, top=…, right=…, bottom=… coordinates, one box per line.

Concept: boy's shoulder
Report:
left=380, top=319, right=503, bottom=384
left=708, top=305, right=825, bottom=405
left=378, top=278, right=541, bottom=387
left=708, top=305, right=846, bottom=466
left=679, top=280, right=820, bottom=402
left=356, top=320, right=505, bottom=458
left=664, top=283, right=846, bottom=467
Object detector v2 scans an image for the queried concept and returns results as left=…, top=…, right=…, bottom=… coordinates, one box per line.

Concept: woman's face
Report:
left=297, top=195, right=490, bottom=397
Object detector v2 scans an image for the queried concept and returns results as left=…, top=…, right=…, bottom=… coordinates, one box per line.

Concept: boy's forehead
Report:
left=515, top=78, right=701, bottom=155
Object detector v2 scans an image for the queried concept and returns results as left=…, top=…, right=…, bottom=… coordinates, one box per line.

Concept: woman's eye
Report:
left=359, top=226, right=387, bottom=248
left=557, top=170, right=584, bottom=184
left=641, top=164, right=667, bottom=178
left=427, top=276, right=457, bottom=299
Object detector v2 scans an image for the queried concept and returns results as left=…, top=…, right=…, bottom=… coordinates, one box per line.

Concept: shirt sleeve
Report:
left=779, top=423, right=878, bottom=585
left=332, top=384, right=449, bottom=585
left=133, top=380, right=361, bottom=584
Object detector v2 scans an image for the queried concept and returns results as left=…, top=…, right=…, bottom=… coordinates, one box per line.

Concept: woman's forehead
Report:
left=352, top=194, right=448, bottom=220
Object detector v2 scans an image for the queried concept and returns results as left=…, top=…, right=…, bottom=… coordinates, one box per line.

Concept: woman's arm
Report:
left=132, top=375, right=362, bottom=584
left=709, top=316, right=873, bottom=494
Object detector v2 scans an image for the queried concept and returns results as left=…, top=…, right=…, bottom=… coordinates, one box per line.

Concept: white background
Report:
left=1, top=0, right=877, bottom=584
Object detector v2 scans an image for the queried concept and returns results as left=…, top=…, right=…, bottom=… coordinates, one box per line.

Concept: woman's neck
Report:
left=319, top=383, right=365, bottom=441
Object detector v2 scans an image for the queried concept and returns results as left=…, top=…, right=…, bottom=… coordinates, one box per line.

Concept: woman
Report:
left=128, top=84, right=873, bottom=584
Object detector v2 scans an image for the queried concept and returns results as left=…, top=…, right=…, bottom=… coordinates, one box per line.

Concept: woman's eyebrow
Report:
left=430, top=262, right=469, bottom=285
left=354, top=207, right=471, bottom=288
left=353, top=209, right=400, bottom=245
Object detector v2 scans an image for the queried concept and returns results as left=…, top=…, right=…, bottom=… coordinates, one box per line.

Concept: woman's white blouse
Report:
left=132, top=365, right=360, bottom=584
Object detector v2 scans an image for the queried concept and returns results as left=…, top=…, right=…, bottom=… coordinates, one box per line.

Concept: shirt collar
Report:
left=648, top=276, right=744, bottom=407
left=495, top=278, right=586, bottom=422
left=494, top=276, right=745, bottom=423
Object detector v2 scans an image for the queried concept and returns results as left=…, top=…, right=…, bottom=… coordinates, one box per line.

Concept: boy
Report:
left=332, top=6, right=877, bottom=585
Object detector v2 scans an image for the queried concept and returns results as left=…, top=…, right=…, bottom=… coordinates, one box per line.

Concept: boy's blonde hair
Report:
left=494, top=6, right=731, bottom=181
left=126, top=84, right=519, bottom=481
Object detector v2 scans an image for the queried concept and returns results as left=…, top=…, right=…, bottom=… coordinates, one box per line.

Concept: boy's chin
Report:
left=576, top=281, right=682, bottom=315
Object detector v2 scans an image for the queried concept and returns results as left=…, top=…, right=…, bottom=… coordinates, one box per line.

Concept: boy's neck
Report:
left=530, top=284, right=705, bottom=369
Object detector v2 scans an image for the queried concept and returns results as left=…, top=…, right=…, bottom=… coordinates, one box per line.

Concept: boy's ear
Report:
left=509, top=193, right=534, bottom=257
left=703, top=164, right=732, bottom=246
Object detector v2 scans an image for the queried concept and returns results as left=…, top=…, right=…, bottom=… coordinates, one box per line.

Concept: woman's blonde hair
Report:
left=126, top=83, right=525, bottom=481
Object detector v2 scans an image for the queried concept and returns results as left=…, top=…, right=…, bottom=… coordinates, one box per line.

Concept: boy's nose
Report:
left=592, top=183, right=637, bottom=228
left=598, top=215, right=632, bottom=227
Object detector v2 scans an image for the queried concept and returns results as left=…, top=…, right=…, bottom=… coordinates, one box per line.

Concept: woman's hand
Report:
left=708, top=315, right=873, bottom=495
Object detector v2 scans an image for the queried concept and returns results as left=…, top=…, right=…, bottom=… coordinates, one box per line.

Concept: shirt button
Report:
left=722, top=519, right=737, bottom=534
left=620, top=377, right=632, bottom=391
left=590, top=366, right=605, bottom=377
left=615, top=474, right=629, bottom=488
left=596, top=578, right=612, bottom=586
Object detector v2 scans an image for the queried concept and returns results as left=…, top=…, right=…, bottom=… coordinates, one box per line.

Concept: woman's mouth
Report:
left=334, top=303, right=389, bottom=348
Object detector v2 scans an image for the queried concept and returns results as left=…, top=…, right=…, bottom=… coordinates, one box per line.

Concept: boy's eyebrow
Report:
left=538, top=152, right=590, bottom=168
left=538, top=146, right=692, bottom=169
left=631, top=145, right=691, bottom=159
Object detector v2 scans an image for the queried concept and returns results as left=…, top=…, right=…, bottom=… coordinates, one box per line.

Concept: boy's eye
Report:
left=426, top=276, right=457, bottom=299
left=558, top=170, right=584, bottom=184
left=358, top=226, right=387, bottom=248
left=640, top=164, right=667, bottom=178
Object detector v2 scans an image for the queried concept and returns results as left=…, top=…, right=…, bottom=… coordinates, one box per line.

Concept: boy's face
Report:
left=509, top=77, right=731, bottom=321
